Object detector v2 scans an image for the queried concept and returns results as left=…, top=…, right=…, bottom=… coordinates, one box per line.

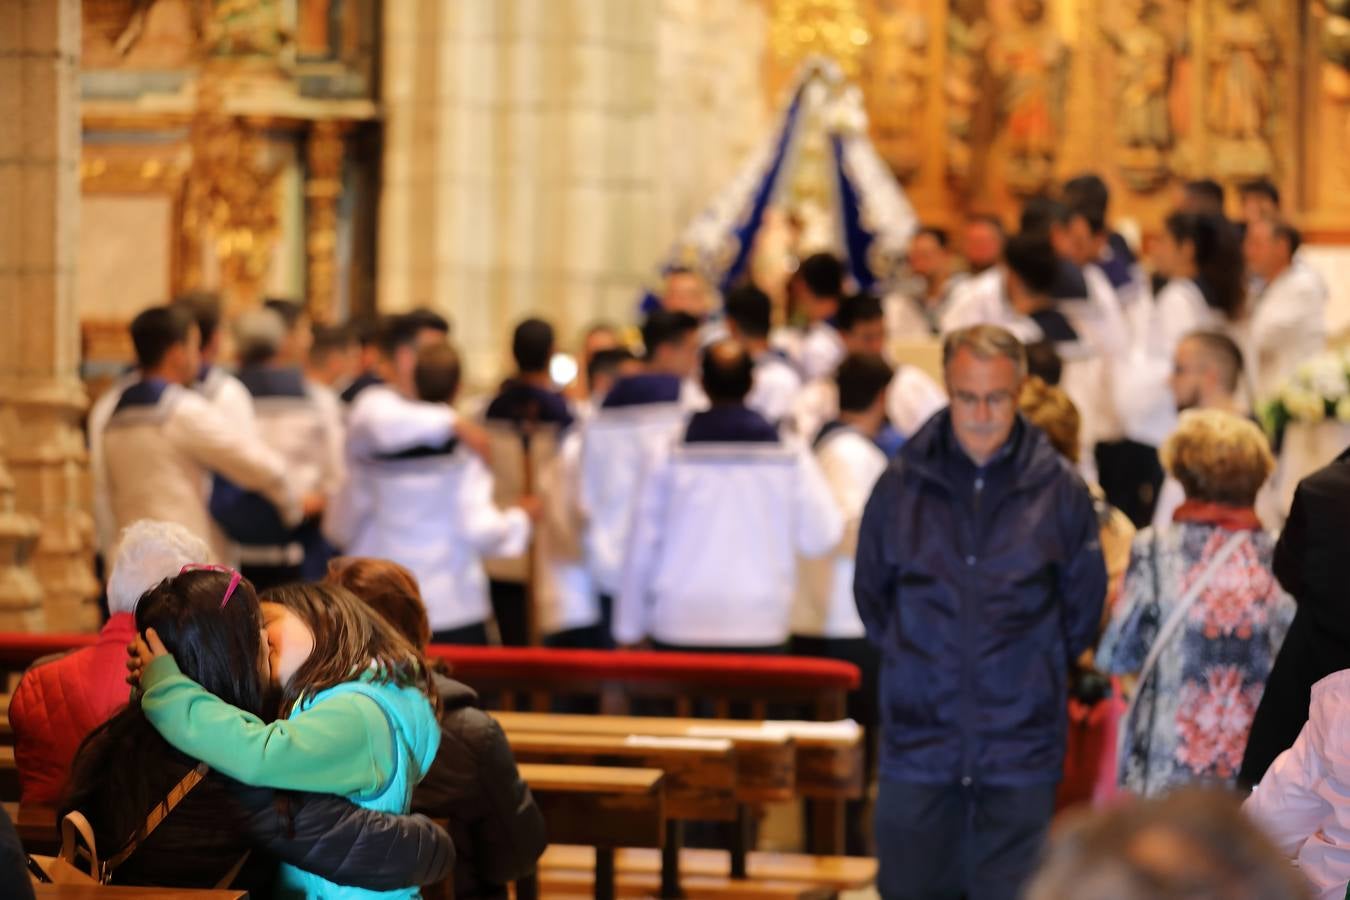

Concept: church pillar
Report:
left=0, top=0, right=99, bottom=631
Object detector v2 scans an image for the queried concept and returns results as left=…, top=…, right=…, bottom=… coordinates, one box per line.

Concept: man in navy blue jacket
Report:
left=855, top=323, right=1106, bottom=900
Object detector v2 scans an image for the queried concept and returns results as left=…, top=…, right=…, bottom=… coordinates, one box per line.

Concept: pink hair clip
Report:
left=179, top=563, right=243, bottom=609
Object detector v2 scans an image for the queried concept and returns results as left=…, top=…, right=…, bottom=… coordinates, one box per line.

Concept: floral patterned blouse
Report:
left=1097, top=518, right=1294, bottom=798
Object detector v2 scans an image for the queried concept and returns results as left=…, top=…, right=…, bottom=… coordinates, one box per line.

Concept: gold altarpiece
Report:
left=765, top=0, right=1349, bottom=240
left=78, top=0, right=379, bottom=369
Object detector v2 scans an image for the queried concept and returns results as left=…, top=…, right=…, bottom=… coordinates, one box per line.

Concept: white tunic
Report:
left=616, top=438, right=843, bottom=647
left=798, top=321, right=847, bottom=382
left=792, top=426, right=889, bottom=639
left=100, top=382, right=297, bottom=564
left=747, top=352, right=803, bottom=430
left=1247, top=260, right=1329, bottom=405
left=334, top=439, right=531, bottom=632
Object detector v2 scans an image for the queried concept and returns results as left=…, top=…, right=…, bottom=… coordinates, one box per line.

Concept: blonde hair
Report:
left=1018, top=376, right=1081, bottom=463
left=1160, top=409, right=1273, bottom=507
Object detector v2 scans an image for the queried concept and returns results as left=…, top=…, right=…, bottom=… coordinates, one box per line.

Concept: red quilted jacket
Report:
left=8, top=613, right=136, bottom=805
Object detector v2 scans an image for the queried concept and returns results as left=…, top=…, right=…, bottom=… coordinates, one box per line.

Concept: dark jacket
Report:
left=68, top=743, right=454, bottom=895
left=1240, top=447, right=1350, bottom=788
left=854, top=411, right=1106, bottom=787
left=1, top=804, right=34, bottom=900
left=412, top=674, right=547, bottom=899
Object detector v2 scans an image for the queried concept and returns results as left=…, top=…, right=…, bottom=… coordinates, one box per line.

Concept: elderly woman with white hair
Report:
left=8, top=519, right=208, bottom=805
left=1097, top=410, right=1295, bottom=798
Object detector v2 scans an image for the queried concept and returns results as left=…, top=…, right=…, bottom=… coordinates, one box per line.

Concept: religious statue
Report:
left=945, top=0, right=989, bottom=189
left=987, top=0, right=1069, bottom=195
left=204, top=0, right=290, bottom=61
left=1102, top=0, right=1176, bottom=190
left=866, top=0, right=929, bottom=180
left=1207, top=0, right=1278, bottom=179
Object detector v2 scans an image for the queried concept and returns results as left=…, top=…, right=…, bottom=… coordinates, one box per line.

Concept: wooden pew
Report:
left=540, top=845, right=875, bottom=898
left=510, top=732, right=737, bottom=897
left=517, top=762, right=665, bottom=900
left=33, top=889, right=246, bottom=899
left=0, top=744, right=18, bottom=803
left=498, top=712, right=863, bottom=853
left=5, top=801, right=58, bottom=855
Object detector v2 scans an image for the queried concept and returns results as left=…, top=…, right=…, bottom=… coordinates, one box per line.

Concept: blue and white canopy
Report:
left=642, top=58, right=918, bottom=312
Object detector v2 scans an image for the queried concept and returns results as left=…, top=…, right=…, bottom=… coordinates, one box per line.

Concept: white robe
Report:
left=1247, top=260, right=1329, bottom=405
left=792, top=426, right=888, bottom=639
left=616, top=437, right=842, bottom=647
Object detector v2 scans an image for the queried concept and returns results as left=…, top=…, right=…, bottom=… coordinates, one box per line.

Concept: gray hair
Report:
left=107, top=520, right=211, bottom=616
left=942, top=323, right=1027, bottom=378
left=233, top=307, right=286, bottom=366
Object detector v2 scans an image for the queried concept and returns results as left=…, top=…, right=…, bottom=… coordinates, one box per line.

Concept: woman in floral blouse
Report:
left=1098, top=409, right=1294, bottom=798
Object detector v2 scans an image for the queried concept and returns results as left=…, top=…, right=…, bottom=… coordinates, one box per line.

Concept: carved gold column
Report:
left=305, top=120, right=345, bottom=324
left=0, top=0, right=99, bottom=631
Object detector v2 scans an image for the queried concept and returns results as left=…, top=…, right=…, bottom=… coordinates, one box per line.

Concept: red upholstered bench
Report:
left=424, top=645, right=861, bottom=720
left=0, top=633, right=98, bottom=680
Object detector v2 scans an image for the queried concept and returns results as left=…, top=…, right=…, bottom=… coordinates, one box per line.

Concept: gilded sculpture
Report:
left=987, top=0, right=1069, bottom=195
left=1207, top=0, right=1279, bottom=179
left=1102, top=0, right=1176, bottom=190
left=945, top=0, right=989, bottom=190
left=866, top=0, right=930, bottom=180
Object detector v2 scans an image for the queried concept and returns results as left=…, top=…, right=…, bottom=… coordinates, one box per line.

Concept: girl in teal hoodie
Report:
left=136, top=580, right=441, bottom=900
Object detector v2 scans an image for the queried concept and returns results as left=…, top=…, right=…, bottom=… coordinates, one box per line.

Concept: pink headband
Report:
left=179, top=564, right=242, bottom=609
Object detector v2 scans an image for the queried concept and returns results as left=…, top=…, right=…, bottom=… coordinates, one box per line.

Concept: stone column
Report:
left=0, top=0, right=99, bottom=631
left=379, top=0, right=768, bottom=390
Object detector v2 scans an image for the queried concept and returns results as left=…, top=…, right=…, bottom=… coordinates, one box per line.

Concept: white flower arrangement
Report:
left=1262, top=348, right=1350, bottom=436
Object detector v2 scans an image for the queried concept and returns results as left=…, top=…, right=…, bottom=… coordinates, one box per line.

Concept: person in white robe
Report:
left=328, top=342, right=534, bottom=644
left=794, top=293, right=946, bottom=447
left=792, top=253, right=848, bottom=382
left=579, top=310, right=705, bottom=607
left=1243, top=218, right=1329, bottom=407
left=724, top=284, right=803, bottom=431
left=97, top=306, right=301, bottom=565
left=616, top=342, right=842, bottom=650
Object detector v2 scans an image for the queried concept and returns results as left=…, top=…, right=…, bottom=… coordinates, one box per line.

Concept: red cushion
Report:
left=426, top=645, right=861, bottom=691
left=0, top=632, right=99, bottom=670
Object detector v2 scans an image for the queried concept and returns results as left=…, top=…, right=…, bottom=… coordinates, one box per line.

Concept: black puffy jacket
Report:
left=412, top=675, right=547, bottom=899
left=66, top=745, right=454, bottom=895
left=854, top=412, right=1106, bottom=787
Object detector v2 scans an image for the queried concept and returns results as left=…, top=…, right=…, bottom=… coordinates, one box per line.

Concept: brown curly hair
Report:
left=324, top=556, right=432, bottom=652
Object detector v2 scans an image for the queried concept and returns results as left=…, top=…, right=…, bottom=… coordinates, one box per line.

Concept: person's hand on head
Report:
left=126, top=627, right=170, bottom=688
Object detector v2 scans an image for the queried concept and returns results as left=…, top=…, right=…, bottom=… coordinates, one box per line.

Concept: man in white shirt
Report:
left=1244, top=218, right=1328, bottom=406
left=792, top=351, right=892, bottom=852
left=96, top=306, right=303, bottom=564
left=796, top=294, right=946, bottom=447
left=579, top=310, right=704, bottom=608
left=1151, top=331, right=1251, bottom=530
left=331, top=342, right=535, bottom=644
left=887, top=226, right=969, bottom=340
left=616, top=341, right=842, bottom=651
left=724, top=284, right=802, bottom=430
left=218, top=308, right=344, bottom=587
left=793, top=253, right=848, bottom=382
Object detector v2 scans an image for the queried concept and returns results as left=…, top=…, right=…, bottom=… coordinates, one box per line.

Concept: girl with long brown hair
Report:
left=134, top=580, right=441, bottom=899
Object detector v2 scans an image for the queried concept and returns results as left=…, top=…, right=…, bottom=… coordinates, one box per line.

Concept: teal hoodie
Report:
left=141, top=656, right=441, bottom=899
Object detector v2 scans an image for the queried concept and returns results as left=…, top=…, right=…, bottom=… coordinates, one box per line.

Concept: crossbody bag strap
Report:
left=102, top=761, right=210, bottom=877
left=1122, top=531, right=1247, bottom=739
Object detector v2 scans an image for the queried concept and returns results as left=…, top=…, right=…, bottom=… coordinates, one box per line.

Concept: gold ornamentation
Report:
left=182, top=76, right=284, bottom=309
left=988, top=0, right=1069, bottom=196
left=864, top=0, right=929, bottom=180
left=204, top=0, right=291, bottom=60
left=1207, top=0, right=1278, bottom=179
left=945, top=0, right=990, bottom=190
left=770, top=0, right=871, bottom=78
left=305, top=120, right=345, bottom=324
left=1102, top=0, right=1177, bottom=190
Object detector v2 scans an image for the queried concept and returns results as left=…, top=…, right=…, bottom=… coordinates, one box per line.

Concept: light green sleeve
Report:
left=139, top=655, right=395, bottom=796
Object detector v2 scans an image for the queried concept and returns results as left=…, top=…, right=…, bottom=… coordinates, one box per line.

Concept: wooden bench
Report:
left=509, top=732, right=738, bottom=897
left=499, top=712, right=863, bottom=852
left=5, top=801, right=58, bottom=854
left=517, top=763, right=665, bottom=900
left=33, top=888, right=246, bottom=899
left=541, top=845, right=876, bottom=897
left=0, top=744, right=18, bottom=803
